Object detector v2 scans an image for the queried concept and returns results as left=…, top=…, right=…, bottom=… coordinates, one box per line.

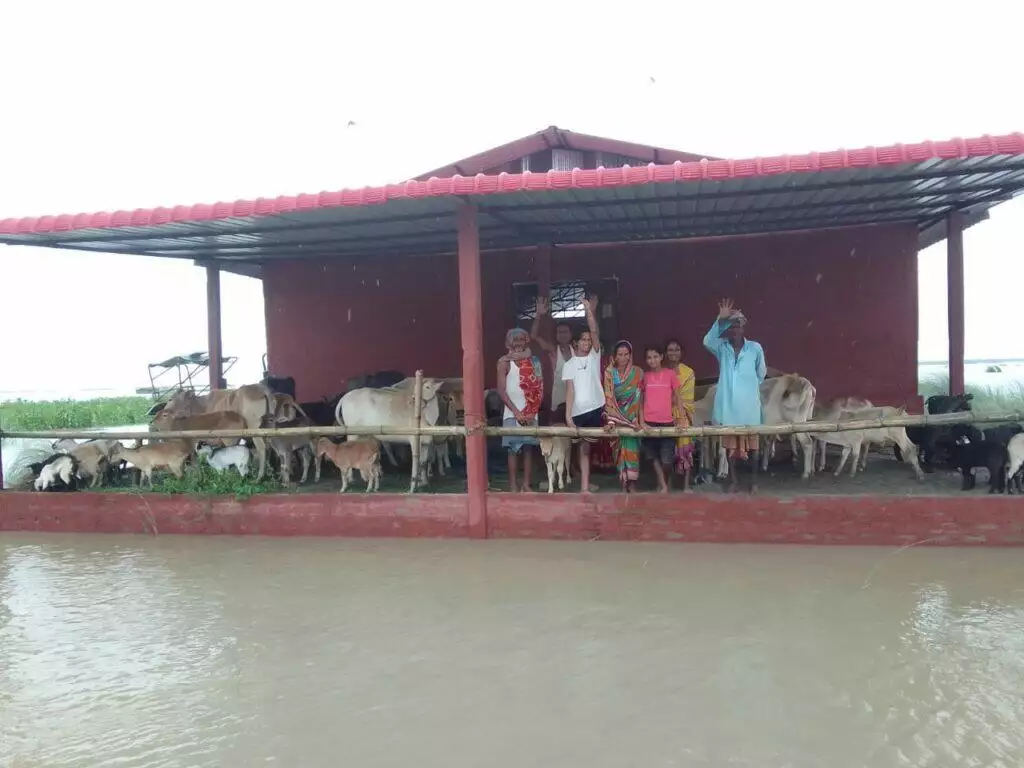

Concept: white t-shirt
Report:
left=561, top=348, right=604, bottom=417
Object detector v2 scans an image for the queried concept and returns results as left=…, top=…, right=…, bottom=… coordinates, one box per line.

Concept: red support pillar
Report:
left=206, top=264, right=225, bottom=391
left=457, top=204, right=488, bottom=538
left=947, top=211, right=965, bottom=395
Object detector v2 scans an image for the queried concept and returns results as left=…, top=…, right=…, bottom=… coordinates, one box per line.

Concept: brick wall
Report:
left=263, top=223, right=919, bottom=408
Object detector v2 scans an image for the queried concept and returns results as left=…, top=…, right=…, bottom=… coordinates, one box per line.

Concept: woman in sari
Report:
left=603, top=341, right=644, bottom=492
left=665, top=338, right=696, bottom=491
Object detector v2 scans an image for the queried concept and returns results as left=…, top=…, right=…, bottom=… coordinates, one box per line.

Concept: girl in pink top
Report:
left=640, top=344, right=683, bottom=493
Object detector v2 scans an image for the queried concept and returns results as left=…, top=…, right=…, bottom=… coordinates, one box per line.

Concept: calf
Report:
left=197, top=444, right=251, bottom=476
left=266, top=417, right=314, bottom=485
left=315, top=437, right=382, bottom=493
left=951, top=428, right=1008, bottom=493
left=111, top=440, right=192, bottom=488
left=811, top=397, right=875, bottom=472
left=152, top=410, right=250, bottom=448
left=538, top=436, right=572, bottom=493
left=813, top=407, right=924, bottom=479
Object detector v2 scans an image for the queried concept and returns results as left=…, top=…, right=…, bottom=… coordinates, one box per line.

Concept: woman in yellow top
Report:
left=665, top=339, right=696, bottom=491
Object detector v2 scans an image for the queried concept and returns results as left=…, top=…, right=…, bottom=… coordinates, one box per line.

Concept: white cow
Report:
left=697, top=374, right=817, bottom=479
left=335, top=378, right=444, bottom=492
left=812, top=406, right=924, bottom=479
left=811, top=396, right=875, bottom=471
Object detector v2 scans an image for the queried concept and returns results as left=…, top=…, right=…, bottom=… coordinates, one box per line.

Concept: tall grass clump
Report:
left=0, top=397, right=152, bottom=432
left=919, top=373, right=1024, bottom=414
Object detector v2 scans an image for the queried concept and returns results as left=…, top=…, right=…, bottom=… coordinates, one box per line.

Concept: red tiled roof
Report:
left=3, top=133, right=1022, bottom=237
left=412, top=125, right=717, bottom=180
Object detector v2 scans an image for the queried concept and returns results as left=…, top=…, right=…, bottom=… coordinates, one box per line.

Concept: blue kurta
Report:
left=702, top=318, right=767, bottom=426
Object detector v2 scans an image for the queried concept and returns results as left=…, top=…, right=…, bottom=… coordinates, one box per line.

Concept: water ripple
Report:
left=1, top=536, right=1023, bottom=767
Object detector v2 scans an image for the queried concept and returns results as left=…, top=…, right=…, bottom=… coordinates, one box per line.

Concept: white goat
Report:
left=539, top=436, right=572, bottom=493
left=197, top=444, right=251, bottom=476
left=34, top=455, right=77, bottom=491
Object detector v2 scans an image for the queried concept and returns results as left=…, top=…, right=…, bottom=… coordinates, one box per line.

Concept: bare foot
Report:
left=727, top=482, right=739, bottom=494
left=749, top=484, right=759, bottom=495
left=521, top=486, right=534, bottom=494
left=658, top=485, right=669, bottom=494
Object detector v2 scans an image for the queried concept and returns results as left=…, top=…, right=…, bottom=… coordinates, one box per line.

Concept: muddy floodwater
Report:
left=2, top=536, right=1023, bottom=767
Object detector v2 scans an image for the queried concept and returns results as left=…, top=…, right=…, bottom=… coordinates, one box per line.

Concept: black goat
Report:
left=951, top=425, right=1016, bottom=493
left=898, top=393, right=974, bottom=469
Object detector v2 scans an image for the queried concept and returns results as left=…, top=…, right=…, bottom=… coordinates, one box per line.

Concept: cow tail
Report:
left=334, top=396, right=347, bottom=443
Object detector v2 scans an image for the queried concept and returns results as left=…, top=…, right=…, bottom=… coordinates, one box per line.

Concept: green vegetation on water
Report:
left=0, top=397, right=152, bottom=432
left=3, top=378, right=1024, bottom=434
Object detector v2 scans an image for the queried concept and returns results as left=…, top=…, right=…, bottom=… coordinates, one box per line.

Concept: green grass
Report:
left=919, top=374, right=1024, bottom=414
left=148, top=458, right=283, bottom=501
left=0, top=397, right=152, bottom=432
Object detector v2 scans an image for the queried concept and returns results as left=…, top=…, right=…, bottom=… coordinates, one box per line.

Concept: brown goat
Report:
left=315, top=438, right=382, bottom=492
left=111, top=440, right=192, bottom=488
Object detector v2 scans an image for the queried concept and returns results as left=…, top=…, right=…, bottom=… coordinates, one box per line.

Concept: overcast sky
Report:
left=1, top=0, right=1022, bottom=397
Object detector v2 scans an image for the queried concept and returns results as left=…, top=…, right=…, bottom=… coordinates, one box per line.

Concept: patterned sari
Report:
left=603, top=362, right=643, bottom=483
left=516, top=355, right=545, bottom=420
left=673, top=362, right=696, bottom=473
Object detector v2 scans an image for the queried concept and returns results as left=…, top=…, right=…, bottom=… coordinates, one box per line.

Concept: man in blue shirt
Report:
left=703, top=298, right=767, bottom=493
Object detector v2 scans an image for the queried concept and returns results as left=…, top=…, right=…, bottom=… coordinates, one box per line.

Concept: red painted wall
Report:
left=3, top=492, right=1023, bottom=546
left=264, top=224, right=919, bottom=407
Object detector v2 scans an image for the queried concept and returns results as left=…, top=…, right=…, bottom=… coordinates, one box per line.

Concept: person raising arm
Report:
left=561, top=294, right=605, bottom=493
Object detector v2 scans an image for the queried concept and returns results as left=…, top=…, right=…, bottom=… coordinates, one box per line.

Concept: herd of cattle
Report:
left=27, top=372, right=464, bottom=494
left=24, top=370, right=1024, bottom=494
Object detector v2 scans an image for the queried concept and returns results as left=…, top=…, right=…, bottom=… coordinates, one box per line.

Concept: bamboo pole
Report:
left=410, top=370, right=423, bottom=493
left=1, top=408, right=1020, bottom=444
left=0, top=425, right=464, bottom=441
left=485, top=409, right=1023, bottom=438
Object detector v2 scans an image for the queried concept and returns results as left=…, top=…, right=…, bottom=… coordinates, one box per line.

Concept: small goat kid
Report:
left=539, top=436, right=572, bottom=493
left=197, top=444, right=251, bottom=476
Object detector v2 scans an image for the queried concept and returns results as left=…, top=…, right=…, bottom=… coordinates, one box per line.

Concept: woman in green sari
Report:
left=603, top=340, right=644, bottom=492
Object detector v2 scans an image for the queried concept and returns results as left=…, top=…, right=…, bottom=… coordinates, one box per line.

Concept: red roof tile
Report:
left=2, top=133, right=1023, bottom=237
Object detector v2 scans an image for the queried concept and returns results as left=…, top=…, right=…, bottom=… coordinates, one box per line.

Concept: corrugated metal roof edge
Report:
left=2, top=132, right=1022, bottom=237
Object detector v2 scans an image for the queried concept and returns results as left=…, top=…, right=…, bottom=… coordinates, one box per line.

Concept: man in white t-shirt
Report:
left=561, top=294, right=604, bottom=493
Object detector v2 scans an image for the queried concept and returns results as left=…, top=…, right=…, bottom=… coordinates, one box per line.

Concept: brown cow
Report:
left=157, top=385, right=274, bottom=480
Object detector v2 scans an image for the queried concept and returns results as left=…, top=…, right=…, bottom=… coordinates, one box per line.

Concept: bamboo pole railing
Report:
left=0, top=408, right=1020, bottom=443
